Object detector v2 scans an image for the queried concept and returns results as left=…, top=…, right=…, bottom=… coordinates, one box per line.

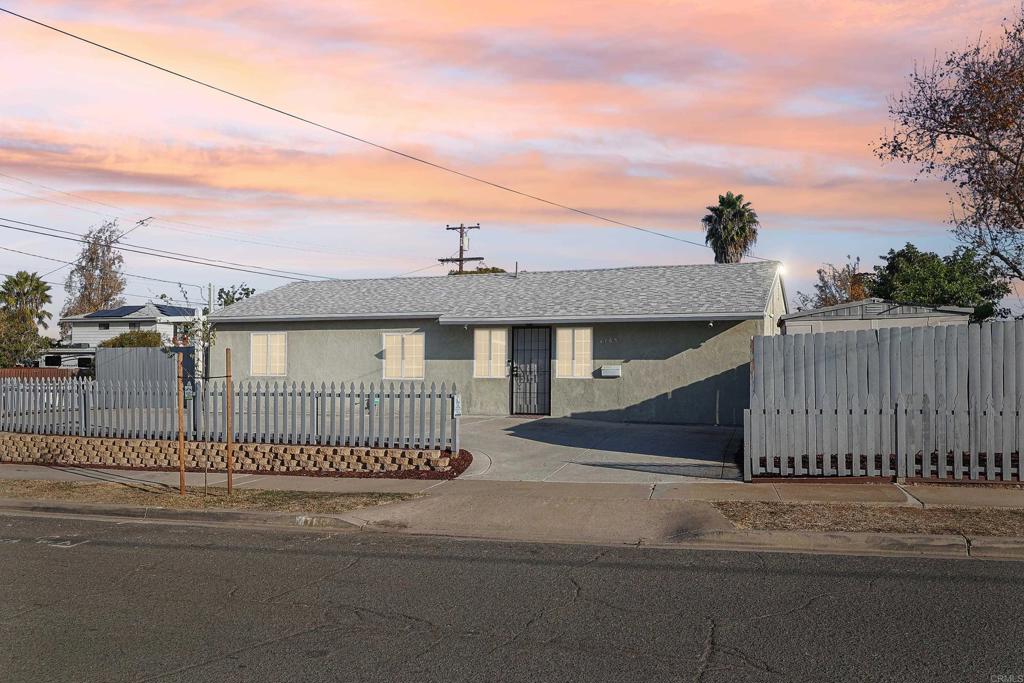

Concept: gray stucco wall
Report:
left=210, top=317, right=758, bottom=426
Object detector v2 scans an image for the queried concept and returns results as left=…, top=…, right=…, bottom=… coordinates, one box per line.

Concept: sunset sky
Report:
left=0, top=0, right=1015, bottom=326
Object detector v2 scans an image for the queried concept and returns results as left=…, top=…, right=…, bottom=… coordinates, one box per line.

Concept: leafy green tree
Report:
left=869, top=243, right=1011, bottom=321
left=796, top=257, right=869, bottom=310
left=61, top=220, right=127, bottom=334
left=0, top=312, right=48, bottom=367
left=0, top=271, right=52, bottom=329
left=701, top=191, right=760, bottom=263
left=448, top=266, right=507, bottom=276
left=99, top=331, right=163, bottom=348
left=217, top=283, right=255, bottom=307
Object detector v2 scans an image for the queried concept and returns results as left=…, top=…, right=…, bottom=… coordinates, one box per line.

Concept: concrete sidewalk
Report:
left=3, top=462, right=1022, bottom=505
left=3, top=463, right=1024, bottom=550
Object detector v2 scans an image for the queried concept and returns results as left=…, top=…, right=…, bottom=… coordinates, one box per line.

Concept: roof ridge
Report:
left=211, top=260, right=782, bottom=321
left=274, top=260, right=781, bottom=287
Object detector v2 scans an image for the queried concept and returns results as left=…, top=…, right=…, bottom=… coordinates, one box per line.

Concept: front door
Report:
left=510, top=327, right=551, bottom=415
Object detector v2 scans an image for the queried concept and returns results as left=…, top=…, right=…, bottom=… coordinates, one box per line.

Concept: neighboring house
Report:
left=208, top=262, right=786, bottom=427
left=779, top=298, right=972, bottom=335
left=43, top=303, right=197, bottom=369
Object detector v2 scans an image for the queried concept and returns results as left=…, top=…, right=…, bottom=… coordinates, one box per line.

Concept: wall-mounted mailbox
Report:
left=599, top=365, right=622, bottom=378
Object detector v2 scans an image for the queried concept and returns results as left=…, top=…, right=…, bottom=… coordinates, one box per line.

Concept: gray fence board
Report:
left=0, top=378, right=461, bottom=451
left=746, top=320, right=1024, bottom=483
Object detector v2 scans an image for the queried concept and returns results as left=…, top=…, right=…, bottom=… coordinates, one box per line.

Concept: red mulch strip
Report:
left=18, top=449, right=474, bottom=481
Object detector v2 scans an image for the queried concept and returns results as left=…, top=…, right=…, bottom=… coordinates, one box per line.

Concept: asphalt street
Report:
left=1, top=513, right=1022, bottom=682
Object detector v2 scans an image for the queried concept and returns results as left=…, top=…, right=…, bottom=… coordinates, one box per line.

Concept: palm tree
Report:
left=701, top=191, right=760, bottom=263
left=1, top=271, right=53, bottom=329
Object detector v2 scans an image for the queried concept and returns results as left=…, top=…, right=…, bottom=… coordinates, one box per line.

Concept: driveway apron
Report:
left=459, top=416, right=742, bottom=484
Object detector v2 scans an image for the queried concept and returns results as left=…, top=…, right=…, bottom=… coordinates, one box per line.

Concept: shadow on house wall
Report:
left=566, top=365, right=750, bottom=427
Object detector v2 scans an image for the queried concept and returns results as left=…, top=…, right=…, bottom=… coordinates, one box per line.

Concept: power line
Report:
left=0, top=215, right=328, bottom=280
left=0, top=243, right=205, bottom=290
left=0, top=271, right=192, bottom=304
left=0, top=6, right=773, bottom=262
left=0, top=218, right=309, bottom=281
left=0, top=183, right=114, bottom=218
left=394, top=262, right=445, bottom=278
left=0, top=171, right=125, bottom=212
left=0, top=216, right=332, bottom=281
left=42, top=216, right=151, bottom=278
left=0, top=172, right=381, bottom=260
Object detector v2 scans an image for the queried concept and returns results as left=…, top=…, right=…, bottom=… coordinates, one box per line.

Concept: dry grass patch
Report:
left=0, top=479, right=410, bottom=515
left=714, top=501, right=1024, bottom=537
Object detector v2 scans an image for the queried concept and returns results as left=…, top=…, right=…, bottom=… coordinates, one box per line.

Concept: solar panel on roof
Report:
left=154, top=304, right=195, bottom=317
left=84, top=306, right=143, bottom=318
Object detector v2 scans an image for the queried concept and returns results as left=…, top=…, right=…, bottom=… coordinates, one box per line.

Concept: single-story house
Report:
left=779, top=298, right=972, bottom=335
left=208, top=262, right=787, bottom=426
left=44, top=303, right=197, bottom=368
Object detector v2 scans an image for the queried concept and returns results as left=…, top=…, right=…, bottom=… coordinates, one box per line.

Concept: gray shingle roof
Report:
left=210, top=262, right=782, bottom=324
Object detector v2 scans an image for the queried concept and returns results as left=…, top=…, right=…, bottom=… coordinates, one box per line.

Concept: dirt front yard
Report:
left=714, top=501, right=1024, bottom=537
left=0, top=479, right=411, bottom=515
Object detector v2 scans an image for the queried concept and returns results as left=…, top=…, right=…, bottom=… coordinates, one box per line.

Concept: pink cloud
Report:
left=0, top=0, right=1012, bottom=316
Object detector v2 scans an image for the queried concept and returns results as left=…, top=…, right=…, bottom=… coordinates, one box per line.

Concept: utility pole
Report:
left=225, top=348, right=233, bottom=495
left=439, top=223, right=484, bottom=273
left=176, top=353, right=186, bottom=496
left=205, top=283, right=213, bottom=381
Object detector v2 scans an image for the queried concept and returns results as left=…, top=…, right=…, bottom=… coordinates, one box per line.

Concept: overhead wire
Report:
left=0, top=6, right=776, bottom=262
left=0, top=243, right=205, bottom=290
left=0, top=271, right=192, bottom=305
left=0, top=173, right=377, bottom=260
left=0, top=216, right=331, bottom=281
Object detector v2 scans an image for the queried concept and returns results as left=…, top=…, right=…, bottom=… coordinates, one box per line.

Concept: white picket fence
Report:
left=744, top=320, right=1024, bottom=482
left=0, top=378, right=461, bottom=451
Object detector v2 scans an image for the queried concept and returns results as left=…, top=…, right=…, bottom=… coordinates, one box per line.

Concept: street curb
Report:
left=968, top=536, right=1024, bottom=560
left=665, top=528, right=1024, bottom=561
left=3, top=497, right=1024, bottom=560
left=0, top=498, right=359, bottom=530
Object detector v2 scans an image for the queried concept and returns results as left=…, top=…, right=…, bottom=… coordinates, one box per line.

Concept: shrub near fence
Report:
left=0, top=378, right=461, bottom=452
left=744, top=320, right=1024, bottom=483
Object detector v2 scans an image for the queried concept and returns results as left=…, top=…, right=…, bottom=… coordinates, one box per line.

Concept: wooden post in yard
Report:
left=225, top=348, right=234, bottom=495
left=176, top=352, right=186, bottom=496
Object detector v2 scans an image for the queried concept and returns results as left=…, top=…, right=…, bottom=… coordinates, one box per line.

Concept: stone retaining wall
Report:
left=0, top=432, right=452, bottom=475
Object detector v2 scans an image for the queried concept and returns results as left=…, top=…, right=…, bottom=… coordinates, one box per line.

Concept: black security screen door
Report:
left=510, top=327, right=551, bottom=415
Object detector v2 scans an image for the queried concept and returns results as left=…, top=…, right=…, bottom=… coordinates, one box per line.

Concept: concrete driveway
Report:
left=459, top=415, right=742, bottom=483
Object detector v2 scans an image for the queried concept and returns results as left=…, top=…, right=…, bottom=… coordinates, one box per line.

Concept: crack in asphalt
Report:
left=263, top=555, right=362, bottom=603
left=694, top=616, right=716, bottom=682
left=689, top=591, right=837, bottom=681
left=135, top=621, right=351, bottom=682
left=483, top=548, right=611, bottom=663
left=0, top=559, right=158, bottom=623
left=746, top=592, right=836, bottom=623
left=694, top=616, right=786, bottom=682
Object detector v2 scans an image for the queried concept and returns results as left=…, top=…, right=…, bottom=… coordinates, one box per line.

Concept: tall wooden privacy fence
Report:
left=0, top=379, right=461, bottom=451
left=744, top=320, right=1024, bottom=482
